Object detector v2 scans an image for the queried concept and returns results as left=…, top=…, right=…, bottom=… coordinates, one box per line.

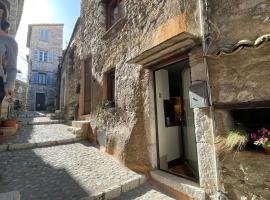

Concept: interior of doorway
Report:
left=154, top=59, right=198, bottom=181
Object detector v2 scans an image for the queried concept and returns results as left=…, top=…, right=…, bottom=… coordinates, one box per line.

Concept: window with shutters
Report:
left=105, top=0, right=126, bottom=30
left=46, top=73, right=53, bottom=85
left=38, top=73, right=46, bottom=85
left=38, top=50, right=50, bottom=62
left=39, top=30, right=49, bottom=41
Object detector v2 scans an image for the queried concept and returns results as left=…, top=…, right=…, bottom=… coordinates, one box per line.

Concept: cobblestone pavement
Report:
left=4, top=124, right=77, bottom=145
left=114, top=183, right=176, bottom=200
left=0, top=141, right=142, bottom=200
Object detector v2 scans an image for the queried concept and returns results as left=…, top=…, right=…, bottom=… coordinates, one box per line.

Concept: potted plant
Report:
left=225, top=128, right=248, bottom=151
left=250, top=127, right=270, bottom=154
left=1, top=102, right=17, bottom=127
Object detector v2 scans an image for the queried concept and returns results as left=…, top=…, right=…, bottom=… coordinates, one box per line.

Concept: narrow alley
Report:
left=0, top=112, right=177, bottom=200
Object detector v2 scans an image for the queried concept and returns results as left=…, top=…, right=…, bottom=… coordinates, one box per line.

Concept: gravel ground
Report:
left=0, top=141, right=141, bottom=200
left=4, top=124, right=76, bottom=145
left=114, top=183, right=176, bottom=200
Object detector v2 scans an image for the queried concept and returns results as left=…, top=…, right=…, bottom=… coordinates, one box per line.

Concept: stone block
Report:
left=104, top=185, right=121, bottom=200
left=194, top=108, right=214, bottom=144
left=0, top=144, right=8, bottom=152
left=0, top=191, right=20, bottom=200
left=121, top=177, right=140, bottom=193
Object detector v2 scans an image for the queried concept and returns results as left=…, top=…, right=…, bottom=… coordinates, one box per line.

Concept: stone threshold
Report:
left=0, top=137, right=83, bottom=152
left=150, top=170, right=205, bottom=200
left=79, top=174, right=147, bottom=200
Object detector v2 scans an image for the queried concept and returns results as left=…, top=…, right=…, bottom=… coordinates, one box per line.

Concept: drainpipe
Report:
left=199, top=0, right=222, bottom=199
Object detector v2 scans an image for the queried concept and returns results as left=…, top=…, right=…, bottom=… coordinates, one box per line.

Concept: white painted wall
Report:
left=155, top=69, right=181, bottom=169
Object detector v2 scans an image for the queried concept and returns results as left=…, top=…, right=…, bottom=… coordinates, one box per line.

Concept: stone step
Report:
left=0, top=124, right=83, bottom=152
left=0, top=141, right=146, bottom=200
left=19, top=117, right=65, bottom=125
left=0, top=138, right=83, bottom=152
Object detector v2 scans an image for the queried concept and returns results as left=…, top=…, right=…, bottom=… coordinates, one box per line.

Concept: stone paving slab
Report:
left=113, top=183, right=176, bottom=200
left=0, top=141, right=144, bottom=200
left=3, top=124, right=77, bottom=145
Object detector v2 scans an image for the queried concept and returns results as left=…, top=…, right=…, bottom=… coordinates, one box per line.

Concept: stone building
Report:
left=26, top=24, right=63, bottom=111
left=75, top=0, right=270, bottom=199
left=59, top=18, right=81, bottom=124
left=1, top=0, right=24, bottom=36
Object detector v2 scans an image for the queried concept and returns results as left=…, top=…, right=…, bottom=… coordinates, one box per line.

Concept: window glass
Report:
left=39, top=30, right=49, bottom=41
left=106, top=0, right=125, bottom=29
left=38, top=73, right=46, bottom=84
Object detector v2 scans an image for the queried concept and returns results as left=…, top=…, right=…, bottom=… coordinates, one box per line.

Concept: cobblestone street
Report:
left=0, top=112, right=176, bottom=200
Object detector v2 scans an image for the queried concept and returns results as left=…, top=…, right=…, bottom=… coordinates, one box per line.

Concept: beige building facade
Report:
left=61, top=0, right=270, bottom=199
left=26, top=24, right=63, bottom=111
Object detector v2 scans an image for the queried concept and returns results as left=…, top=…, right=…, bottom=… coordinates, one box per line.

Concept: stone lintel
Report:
left=127, top=32, right=198, bottom=67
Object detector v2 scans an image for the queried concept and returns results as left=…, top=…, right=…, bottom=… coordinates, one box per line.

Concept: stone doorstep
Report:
left=150, top=170, right=206, bottom=200
left=79, top=174, right=146, bottom=200
left=0, top=138, right=84, bottom=152
left=67, top=127, right=84, bottom=138
left=0, top=191, right=20, bottom=200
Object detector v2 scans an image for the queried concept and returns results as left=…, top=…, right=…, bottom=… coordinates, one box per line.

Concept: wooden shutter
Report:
left=33, top=49, right=38, bottom=61
left=32, top=71, right=39, bottom=83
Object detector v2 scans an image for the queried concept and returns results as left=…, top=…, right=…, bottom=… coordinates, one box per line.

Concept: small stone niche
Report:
left=231, top=108, right=270, bottom=151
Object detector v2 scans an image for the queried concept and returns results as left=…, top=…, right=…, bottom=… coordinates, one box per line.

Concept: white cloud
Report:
left=15, top=0, right=54, bottom=79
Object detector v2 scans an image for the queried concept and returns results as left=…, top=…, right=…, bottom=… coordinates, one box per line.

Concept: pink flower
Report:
left=258, top=137, right=268, bottom=143
left=261, top=127, right=267, bottom=133
left=251, top=133, right=257, bottom=140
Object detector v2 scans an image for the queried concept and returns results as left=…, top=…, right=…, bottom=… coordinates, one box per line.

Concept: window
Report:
left=39, top=30, right=49, bottom=41
left=38, top=73, right=46, bottom=84
left=39, top=51, right=48, bottom=62
left=106, top=0, right=125, bottom=29
left=31, top=72, right=49, bottom=85
left=107, top=69, right=115, bottom=102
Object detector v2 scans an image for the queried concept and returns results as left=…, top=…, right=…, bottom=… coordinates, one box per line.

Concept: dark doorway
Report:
left=84, top=57, right=92, bottom=114
left=154, top=59, right=198, bottom=181
left=36, top=93, right=45, bottom=111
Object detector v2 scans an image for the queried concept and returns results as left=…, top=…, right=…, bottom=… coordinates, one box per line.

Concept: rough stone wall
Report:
left=80, top=0, right=201, bottom=167
left=5, top=0, right=24, bottom=37
left=27, top=25, right=63, bottom=111
left=61, top=23, right=81, bottom=124
left=206, top=1, right=270, bottom=199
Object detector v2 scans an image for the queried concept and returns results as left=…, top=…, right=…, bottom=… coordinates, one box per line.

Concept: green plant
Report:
left=225, top=128, right=248, bottom=151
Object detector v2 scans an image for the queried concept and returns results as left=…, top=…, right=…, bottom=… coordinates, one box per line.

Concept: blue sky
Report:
left=15, top=0, right=80, bottom=80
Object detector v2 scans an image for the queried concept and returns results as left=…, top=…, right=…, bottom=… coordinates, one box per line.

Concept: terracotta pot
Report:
left=264, top=146, right=270, bottom=155
left=1, top=119, right=17, bottom=127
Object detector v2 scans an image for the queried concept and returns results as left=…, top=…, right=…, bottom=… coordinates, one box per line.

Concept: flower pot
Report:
left=0, top=133, right=4, bottom=145
left=1, top=119, right=17, bottom=127
left=0, top=126, right=17, bottom=138
left=264, top=146, right=270, bottom=155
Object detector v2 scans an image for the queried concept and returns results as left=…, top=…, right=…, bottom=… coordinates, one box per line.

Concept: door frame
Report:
left=35, top=92, right=46, bottom=111
left=152, top=54, right=199, bottom=182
